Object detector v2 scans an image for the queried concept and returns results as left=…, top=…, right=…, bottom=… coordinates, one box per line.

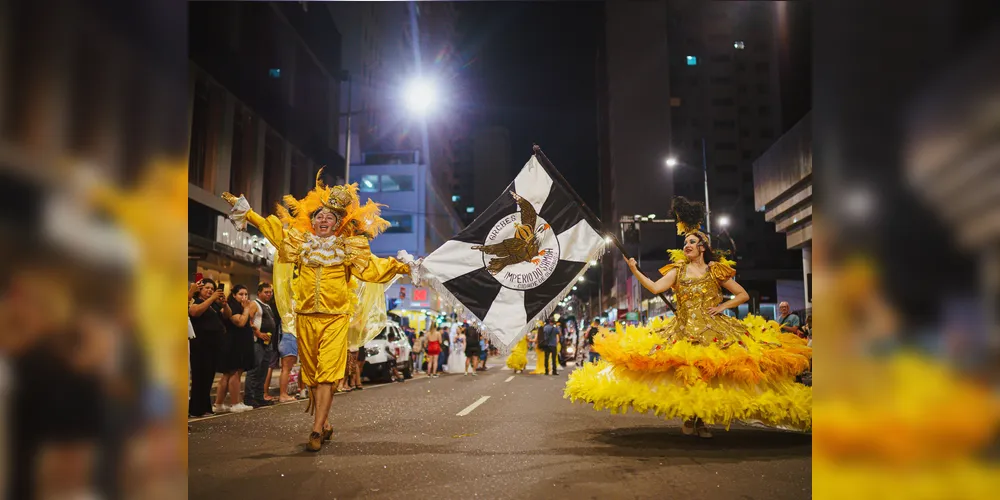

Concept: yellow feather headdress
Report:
left=274, top=167, right=391, bottom=238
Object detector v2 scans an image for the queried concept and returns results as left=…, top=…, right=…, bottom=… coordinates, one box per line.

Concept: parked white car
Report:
left=362, top=320, right=413, bottom=381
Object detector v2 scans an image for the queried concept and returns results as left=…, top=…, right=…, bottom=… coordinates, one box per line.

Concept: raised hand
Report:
left=625, top=257, right=638, bottom=272
left=221, top=192, right=239, bottom=206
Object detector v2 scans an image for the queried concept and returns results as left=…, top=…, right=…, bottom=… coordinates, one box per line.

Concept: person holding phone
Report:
left=214, top=284, right=258, bottom=414
left=188, top=279, right=230, bottom=417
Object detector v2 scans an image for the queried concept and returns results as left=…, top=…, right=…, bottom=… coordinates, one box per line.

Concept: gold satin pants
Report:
left=295, top=313, right=351, bottom=387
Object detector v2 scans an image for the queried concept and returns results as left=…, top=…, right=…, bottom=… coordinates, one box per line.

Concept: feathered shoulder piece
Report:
left=274, top=167, right=391, bottom=238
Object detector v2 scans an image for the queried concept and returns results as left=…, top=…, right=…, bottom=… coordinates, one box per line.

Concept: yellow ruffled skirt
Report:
left=565, top=314, right=812, bottom=431
left=506, top=338, right=529, bottom=371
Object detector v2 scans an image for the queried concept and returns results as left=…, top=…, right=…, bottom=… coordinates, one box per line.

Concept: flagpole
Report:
left=532, top=144, right=676, bottom=314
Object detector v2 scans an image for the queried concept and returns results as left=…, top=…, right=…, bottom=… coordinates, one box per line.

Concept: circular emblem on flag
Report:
left=480, top=212, right=560, bottom=290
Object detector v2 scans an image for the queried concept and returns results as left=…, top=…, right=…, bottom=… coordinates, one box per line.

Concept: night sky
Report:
left=454, top=2, right=604, bottom=212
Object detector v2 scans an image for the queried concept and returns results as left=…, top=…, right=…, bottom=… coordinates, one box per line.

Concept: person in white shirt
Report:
left=244, top=283, right=277, bottom=408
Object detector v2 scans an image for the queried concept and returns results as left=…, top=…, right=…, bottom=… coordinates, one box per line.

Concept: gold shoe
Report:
left=682, top=419, right=696, bottom=436
left=696, top=424, right=713, bottom=439
left=322, top=426, right=333, bottom=442
left=306, top=432, right=323, bottom=452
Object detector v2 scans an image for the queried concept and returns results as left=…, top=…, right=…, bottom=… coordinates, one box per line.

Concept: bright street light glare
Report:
left=572, top=286, right=578, bottom=291
left=604, top=236, right=612, bottom=244
left=403, top=78, right=437, bottom=116
left=665, top=158, right=678, bottom=167
left=719, top=216, right=730, bottom=228
left=578, top=276, right=585, bottom=282
left=589, top=260, right=597, bottom=266
left=648, top=214, right=656, bottom=219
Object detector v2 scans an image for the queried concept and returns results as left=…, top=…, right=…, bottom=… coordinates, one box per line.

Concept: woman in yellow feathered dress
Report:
left=565, top=197, right=811, bottom=437
left=506, top=335, right=529, bottom=373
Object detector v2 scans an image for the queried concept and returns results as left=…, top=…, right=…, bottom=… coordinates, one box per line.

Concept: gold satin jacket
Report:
left=246, top=210, right=409, bottom=316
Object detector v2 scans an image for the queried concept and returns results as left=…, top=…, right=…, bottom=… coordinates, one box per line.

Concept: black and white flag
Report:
left=410, top=154, right=606, bottom=349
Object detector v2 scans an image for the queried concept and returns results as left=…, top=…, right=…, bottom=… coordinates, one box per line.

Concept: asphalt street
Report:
left=189, top=352, right=811, bottom=500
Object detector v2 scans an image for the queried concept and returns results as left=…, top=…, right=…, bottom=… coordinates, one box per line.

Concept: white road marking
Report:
left=504, top=376, right=514, bottom=383
left=456, top=396, right=491, bottom=416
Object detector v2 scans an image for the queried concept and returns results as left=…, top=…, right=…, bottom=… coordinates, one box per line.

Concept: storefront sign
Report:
left=216, top=215, right=275, bottom=265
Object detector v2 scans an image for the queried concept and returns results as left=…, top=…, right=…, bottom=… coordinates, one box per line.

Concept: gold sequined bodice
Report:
left=658, top=263, right=748, bottom=346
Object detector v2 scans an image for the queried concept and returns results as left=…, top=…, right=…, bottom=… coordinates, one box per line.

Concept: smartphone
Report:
left=219, top=283, right=226, bottom=293
left=194, top=272, right=204, bottom=283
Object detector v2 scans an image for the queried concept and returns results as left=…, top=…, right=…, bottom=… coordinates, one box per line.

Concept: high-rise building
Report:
left=187, top=2, right=346, bottom=288
left=598, top=1, right=807, bottom=319
left=599, top=1, right=674, bottom=316
left=471, top=125, right=512, bottom=218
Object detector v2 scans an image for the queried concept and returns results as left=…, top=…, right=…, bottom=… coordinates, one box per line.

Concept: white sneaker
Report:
left=697, top=425, right=713, bottom=438
left=230, top=403, right=253, bottom=413
left=213, top=404, right=231, bottom=414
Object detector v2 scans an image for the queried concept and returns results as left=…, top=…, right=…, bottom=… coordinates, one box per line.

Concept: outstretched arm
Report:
left=222, top=192, right=285, bottom=249
left=625, top=257, right=677, bottom=295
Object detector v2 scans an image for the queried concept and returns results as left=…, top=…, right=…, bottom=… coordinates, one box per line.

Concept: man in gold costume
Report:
left=222, top=169, right=411, bottom=451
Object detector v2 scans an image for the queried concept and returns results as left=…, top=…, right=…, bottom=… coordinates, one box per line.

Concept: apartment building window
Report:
left=710, top=54, right=731, bottom=63
left=710, top=76, right=733, bottom=85
left=360, top=174, right=380, bottom=193
left=688, top=76, right=699, bottom=86
left=384, top=215, right=413, bottom=233
left=738, top=105, right=750, bottom=115
left=743, top=172, right=753, bottom=184
left=189, top=80, right=211, bottom=187
left=742, top=150, right=755, bottom=160
left=380, top=174, right=414, bottom=192
left=712, top=98, right=735, bottom=106
left=716, top=164, right=738, bottom=175
left=715, top=142, right=738, bottom=151
left=738, top=84, right=748, bottom=94
left=736, top=62, right=747, bottom=72
left=757, top=83, right=769, bottom=94
left=713, top=120, right=736, bottom=130
left=686, top=55, right=698, bottom=66
left=760, top=128, right=774, bottom=140
left=758, top=106, right=771, bottom=117
left=741, top=129, right=750, bottom=138
left=755, top=61, right=770, bottom=72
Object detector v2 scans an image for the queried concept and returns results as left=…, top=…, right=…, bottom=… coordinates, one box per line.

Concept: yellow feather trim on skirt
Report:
left=565, top=360, right=812, bottom=430
left=592, top=315, right=811, bottom=384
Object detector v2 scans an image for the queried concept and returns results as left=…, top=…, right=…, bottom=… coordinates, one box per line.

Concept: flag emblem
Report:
left=473, top=191, right=558, bottom=287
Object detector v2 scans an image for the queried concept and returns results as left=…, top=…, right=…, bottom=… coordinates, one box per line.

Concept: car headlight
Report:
left=366, top=346, right=380, bottom=356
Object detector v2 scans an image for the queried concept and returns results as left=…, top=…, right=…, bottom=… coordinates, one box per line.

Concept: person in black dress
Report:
left=188, top=279, right=230, bottom=417
left=214, top=284, right=258, bottom=413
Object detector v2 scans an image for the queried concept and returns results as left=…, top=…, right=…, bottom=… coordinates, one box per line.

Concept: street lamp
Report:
left=340, top=74, right=439, bottom=184
left=665, top=137, right=711, bottom=233
left=718, top=215, right=730, bottom=228
left=403, top=78, right=438, bottom=116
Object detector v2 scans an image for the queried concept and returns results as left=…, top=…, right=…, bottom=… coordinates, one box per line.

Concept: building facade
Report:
left=752, top=112, right=812, bottom=312
left=351, top=149, right=463, bottom=318
left=598, top=0, right=808, bottom=320
left=187, top=2, right=346, bottom=289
